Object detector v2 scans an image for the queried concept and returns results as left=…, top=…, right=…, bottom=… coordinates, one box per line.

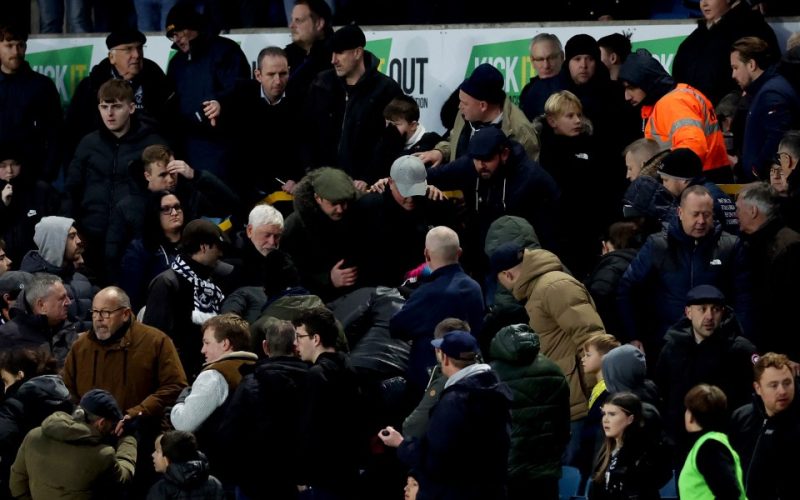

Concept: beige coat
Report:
left=436, top=96, right=540, bottom=162
left=512, top=249, right=605, bottom=420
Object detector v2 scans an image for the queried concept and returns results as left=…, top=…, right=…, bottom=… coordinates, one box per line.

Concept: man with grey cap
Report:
left=428, top=127, right=561, bottom=255
left=302, top=24, right=402, bottom=187
left=356, top=155, right=457, bottom=286
left=20, top=216, right=96, bottom=321
left=282, top=167, right=364, bottom=300
left=10, top=389, right=137, bottom=499
left=144, top=219, right=229, bottom=378
left=65, top=27, right=170, bottom=157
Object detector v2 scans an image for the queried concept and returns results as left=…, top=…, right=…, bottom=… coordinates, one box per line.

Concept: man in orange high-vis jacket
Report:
left=619, top=49, right=733, bottom=183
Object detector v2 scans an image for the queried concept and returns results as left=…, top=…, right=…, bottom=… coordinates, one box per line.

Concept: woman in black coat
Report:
left=119, top=190, right=187, bottom=311
left=588, top=392, right=669, bottom=500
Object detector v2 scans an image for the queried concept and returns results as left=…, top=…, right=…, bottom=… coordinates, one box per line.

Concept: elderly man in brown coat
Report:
left=491, top=242, right=606, bottom=464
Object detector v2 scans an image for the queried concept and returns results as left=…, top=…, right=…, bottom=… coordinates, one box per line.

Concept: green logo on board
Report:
left=27, top=45, right=93, bottom=107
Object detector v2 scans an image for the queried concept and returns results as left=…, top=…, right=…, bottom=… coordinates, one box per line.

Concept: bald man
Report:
left=390, top=226, right=485, bottom=397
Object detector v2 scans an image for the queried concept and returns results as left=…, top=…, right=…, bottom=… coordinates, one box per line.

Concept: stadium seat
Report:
left=559, top=466, right=582, bottom=500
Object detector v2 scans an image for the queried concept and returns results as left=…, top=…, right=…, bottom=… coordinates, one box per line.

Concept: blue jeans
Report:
left=133, top=0, right=178, bottom=31
left=37, top=0, right=92, bottom=33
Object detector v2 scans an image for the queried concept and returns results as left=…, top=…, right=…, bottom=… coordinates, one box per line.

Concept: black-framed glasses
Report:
left=295, top=334, right=311, bottom=340
left=160, top=204, right=182, bottom=215
left=90, top=307, right=125, bottom=319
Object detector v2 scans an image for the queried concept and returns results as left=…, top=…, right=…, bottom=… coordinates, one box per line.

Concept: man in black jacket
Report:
left=736, top=181, right=800, bottom=359
left=165, top=4, right=250, bottom=181
left=302, top=24, right=403, bottom=187
left=284, top=0, right=333, bottom=102
left=230, top=46, right=303, bottom=206
left=143, top=219, right=229, bottom=380
left=379, top=331, right=512, bottom=500
left=293, top=307, right=364, bottom=500
left=65, top=28, right=172, bottom=159
left=64, top=79, right=165, bottom=280
left=220, top=319, right=309, bottom=499
left=0, top=22, right=62, bottom=181
left=655, top=285, right=756, bottom=452
left=0, top=273, right=78, bottom=368
left=356, top=155, right=457, bottom=287
left=427, top=127, right=561, bottom=262
left=729, top=352, right=800, bottom=500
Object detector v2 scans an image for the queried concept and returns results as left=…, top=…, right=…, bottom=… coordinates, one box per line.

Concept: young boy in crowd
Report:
left=577, top=333, right=621, bottom=478
left=374, top=95, right=442, bottom=179
left=150, top=430, right=224, bottom=499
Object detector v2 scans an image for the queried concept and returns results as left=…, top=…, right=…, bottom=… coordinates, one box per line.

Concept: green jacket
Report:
left=10, top=412, right=137, bottom=500
left=490, top=324, right=571, bottom=482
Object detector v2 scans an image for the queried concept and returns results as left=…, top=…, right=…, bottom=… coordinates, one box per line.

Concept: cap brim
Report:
left=398, top=182, right=427, bottom=198
left=431, top=338, right=444, bottom=348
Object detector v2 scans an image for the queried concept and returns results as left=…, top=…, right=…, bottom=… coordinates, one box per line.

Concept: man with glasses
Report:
left=66, top=28, right=171, bottom=158
left=164, top=4, right=249, bottom=181
left=105, top=143, right=238, bottom=281
left=63, top=285, right=187, bottom=494
left=776, top=131, right=800, bottom=231
left=293, top=306, right=364, bottom=500
left=520, top=33, right=565, bottom=119
left=284, top=0, right=333, bottom=101
left=0, top=21, right=62, bottom=181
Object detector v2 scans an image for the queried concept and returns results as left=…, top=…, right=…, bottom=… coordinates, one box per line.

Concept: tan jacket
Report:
left=63, top=319, right=188, bottom=419
left=10, top=411, right=137, bottom=500
left=436, top=96, right=540, bottom=162
left=512, top=249, right=605, bottom=420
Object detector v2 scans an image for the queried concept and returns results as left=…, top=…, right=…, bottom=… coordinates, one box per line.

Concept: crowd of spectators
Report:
left=1, top=0, right=800, bottom=499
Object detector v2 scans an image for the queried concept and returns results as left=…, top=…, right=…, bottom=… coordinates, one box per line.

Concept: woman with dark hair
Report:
left=119, top=190, right=187, bottom=311
left=588, top=392, right=664, bottom=500
left=679, top=384, right=746, bottom=499
left=0, top=348, right=72, bottom=498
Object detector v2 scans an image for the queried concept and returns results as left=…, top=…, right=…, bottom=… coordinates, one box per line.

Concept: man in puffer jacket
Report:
left=490, top=324, right=570, bottom=500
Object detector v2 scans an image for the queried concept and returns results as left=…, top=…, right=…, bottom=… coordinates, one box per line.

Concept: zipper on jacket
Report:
left=744, top=417, right=768, bottom=494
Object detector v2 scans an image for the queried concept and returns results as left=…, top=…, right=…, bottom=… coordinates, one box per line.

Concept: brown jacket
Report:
left=512, top=249, right=605, bottom=420
left=62, top=319, right=188, bottom=418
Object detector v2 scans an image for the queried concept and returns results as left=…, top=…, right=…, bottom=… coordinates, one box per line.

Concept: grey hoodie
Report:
left=33, top=216, right=74, bottom=268
left=602, top=344, right=660, bottom=406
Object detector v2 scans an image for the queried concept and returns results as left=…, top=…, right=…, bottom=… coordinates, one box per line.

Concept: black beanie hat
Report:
left=565, top=34, right=601, bottom=62
left=165, top=4, right=204, bottom=38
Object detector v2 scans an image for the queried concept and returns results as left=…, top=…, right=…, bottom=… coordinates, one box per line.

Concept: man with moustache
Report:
left=427, top=127, right=561, bottom=255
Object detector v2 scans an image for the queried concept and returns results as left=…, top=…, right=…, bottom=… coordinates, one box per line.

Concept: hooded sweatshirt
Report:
left=601, top=344, right=660, bottom=407
left=32, top=216, right=74, bottom=268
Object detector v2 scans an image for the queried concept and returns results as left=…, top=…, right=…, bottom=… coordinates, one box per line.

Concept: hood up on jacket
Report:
left=490, top=323, right=541, bottom=365
left=32, top=216, right=75, bottom=268
left=601, top=344, right=661, bottom=408
left=619, top=49, right=676, bottom=106
left=484, top=215, right=541, bottom=258
left=40, top=411, right=103, bottom=445
left=163, top=453, right=213, bottom=490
